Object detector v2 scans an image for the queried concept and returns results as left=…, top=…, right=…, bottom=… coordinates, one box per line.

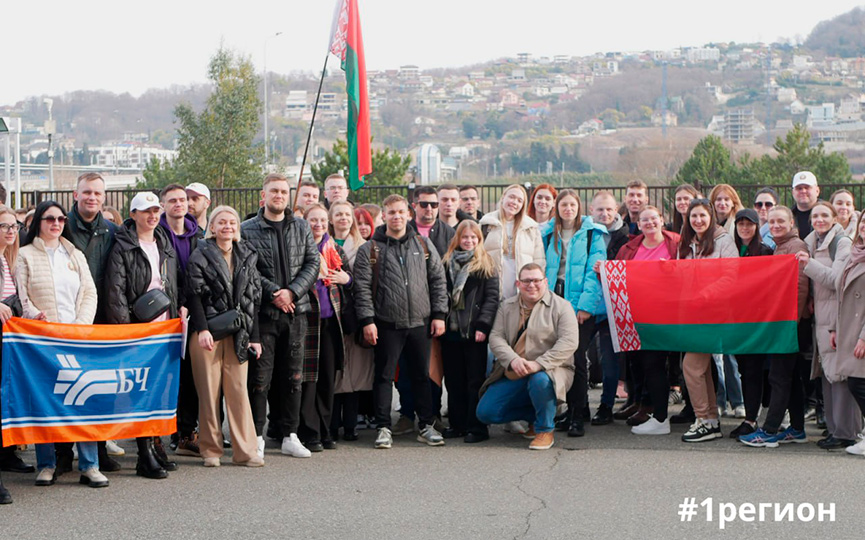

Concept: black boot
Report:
left=151, top=437, right=178, bottom=472
left=97, top=441, right=121, bottom=472
left=0, top=445, right=34, bottom=474
left=135, top=437, right=168, bottom=480
left=0, top=473, right=12, bottom=504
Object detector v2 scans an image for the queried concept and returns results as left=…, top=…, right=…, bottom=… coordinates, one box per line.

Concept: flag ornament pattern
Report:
left=600, top=255, right=799, bottom=355
left=1, top=318, right=182, bottom=445
left=329, top=0, right=372, bottom=191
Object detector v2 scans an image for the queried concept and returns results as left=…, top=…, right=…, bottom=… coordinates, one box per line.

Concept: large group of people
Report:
left=2, top=169, right=865, bottom=506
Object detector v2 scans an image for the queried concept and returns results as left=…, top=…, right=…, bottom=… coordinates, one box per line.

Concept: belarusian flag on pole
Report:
left=600, top=255, right=799, bottom=354
left=330, top=0, right=372, bottom=191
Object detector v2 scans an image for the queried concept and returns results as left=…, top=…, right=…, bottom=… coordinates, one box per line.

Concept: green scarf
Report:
left=447, top=249, right=474, bottom=333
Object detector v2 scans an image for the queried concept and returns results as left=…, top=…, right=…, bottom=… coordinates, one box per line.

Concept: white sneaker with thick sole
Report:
left=845, top=439, right=865, bottom=456
left=631, top=416, right=671, bottom=435
left=257, top=436, right=265, bottom=458
left=733, top=405, right=746, bottom=419
left=281, top=434, right=311, bottom=458
left=203, top=457, right=221, bottom=467
left=105, top=440, right=125, bottom=456
left=79, top=468, right=109, bottom=488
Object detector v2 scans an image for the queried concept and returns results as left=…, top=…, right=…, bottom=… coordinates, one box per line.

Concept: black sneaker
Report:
left=729, top=421, right=756, bottom=439
left=681, top=420, right=720, bottom=443
left=591, top=404, right=613, bottom=426
left=169, top=432, right=180, bottom=452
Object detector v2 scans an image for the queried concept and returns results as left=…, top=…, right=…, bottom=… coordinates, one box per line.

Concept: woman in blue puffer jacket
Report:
left=540, top=188, right=607, bottom=437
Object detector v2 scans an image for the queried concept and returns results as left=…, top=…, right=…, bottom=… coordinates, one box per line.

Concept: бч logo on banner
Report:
left=52, top=354, right=150, bottom=406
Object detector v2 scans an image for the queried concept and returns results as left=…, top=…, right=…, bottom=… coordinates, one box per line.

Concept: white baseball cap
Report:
left=792, top=171, right=817, bottom=188
left=130, top=192, right=161, bottom=212
left=186, top=182, right=211, bottom=200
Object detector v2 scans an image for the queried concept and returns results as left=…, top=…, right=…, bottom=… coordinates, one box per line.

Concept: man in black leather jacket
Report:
left=240, top=174, right=319, bottom=458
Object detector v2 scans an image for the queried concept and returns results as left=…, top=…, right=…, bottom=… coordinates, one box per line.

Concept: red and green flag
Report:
left=330, top=0, right=372, bottom=191
left=600, top=255, right=799, bottom=354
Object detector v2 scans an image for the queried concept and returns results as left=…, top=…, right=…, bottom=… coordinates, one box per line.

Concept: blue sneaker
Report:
left=739, top=428, right=780, bottom=448
left=776, top=426, right=808, bottom=444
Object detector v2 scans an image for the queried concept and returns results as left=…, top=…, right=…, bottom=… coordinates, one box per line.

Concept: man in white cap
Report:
left=791, top=171, right=820, bottom=240
left=186, top=183, right=211, bottom=230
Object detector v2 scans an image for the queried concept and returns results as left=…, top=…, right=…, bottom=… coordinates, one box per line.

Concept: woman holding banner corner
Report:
left=15, top=201, right=105, bottom=488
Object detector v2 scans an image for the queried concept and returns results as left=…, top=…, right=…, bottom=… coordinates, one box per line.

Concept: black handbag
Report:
left=207, top=309, right=242, bottom=341
left=132, top=289, right=171, bottom=323
left=2, top=294, right=23, bottom=318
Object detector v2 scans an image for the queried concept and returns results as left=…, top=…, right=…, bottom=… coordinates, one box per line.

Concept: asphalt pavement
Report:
left=2, top=389, right=863, bottom=539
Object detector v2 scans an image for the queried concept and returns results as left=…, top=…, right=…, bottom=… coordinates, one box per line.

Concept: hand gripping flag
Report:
left=1, top=318, right=182, bottom=445
left=600, top=255, right=799, bottom=354
left=330, top=0, right=372, bottom=190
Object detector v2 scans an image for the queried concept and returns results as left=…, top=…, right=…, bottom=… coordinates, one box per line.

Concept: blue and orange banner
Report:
left=1, top=318, right=182, bottom=445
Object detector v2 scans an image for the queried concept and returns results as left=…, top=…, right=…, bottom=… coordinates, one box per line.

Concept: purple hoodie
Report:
left=159, top=214, right=200, bottom=272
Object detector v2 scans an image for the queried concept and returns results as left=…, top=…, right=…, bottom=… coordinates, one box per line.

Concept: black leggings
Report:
left=565, top=317, right=596, bottom=417
left=628, top=350, right=669, bottom=421
left=736, top=354, right=766, bottom=423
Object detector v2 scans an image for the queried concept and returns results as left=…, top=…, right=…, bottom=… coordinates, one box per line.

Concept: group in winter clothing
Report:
left=7, top=169, right=865, bottom=506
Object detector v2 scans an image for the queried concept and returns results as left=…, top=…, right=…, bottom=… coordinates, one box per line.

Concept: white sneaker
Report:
left=733, top=405, right=746, bottom=419
left=281, top=434, right=311, bottom=458
left=203, top=457, right=221, bottom=467
left=845, top=439, right=865, bottom=456
left=257, top=436, right=265, bottom=459
left=504, top=421, right=529, bottom=434
left=374, top=427, right=393, bottom=449
left=631, top=416, right=671, bottom=435
left=79, top=468, right=109, bottom=488
left=105, top=440, right=125, bottom=456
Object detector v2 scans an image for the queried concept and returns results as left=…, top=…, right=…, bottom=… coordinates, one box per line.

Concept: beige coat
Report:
left=831, top=257, right=865, bottom=380
left=840, top=211, right=860, bottom=240
left=482, top=289, right=579, bottom=405
left=803, top=224, right=852, bottom=381
left=333, top=235, right=374, bottom=394
left=16, top=237, right=97, bottom=324
left=479, top=211, right=545, bottom=297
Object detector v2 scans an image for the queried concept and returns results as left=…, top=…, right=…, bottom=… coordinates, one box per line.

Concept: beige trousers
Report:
left=189, top=333, right=258, bottom=463
left=682, top=352, right=718, bottom=420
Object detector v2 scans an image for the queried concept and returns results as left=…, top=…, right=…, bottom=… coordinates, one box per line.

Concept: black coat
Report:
left=353, top=225, right=448, bottom=329
left=240, top=209, right=320, bottom=319
left=445, top=268, right=499, bottom=341
left=606, top=226, right=630, bottom=261
left=104, top=221, right=179, bottom=324
left=409, top=218, right=455, bottom=258
left=186, top=238, right=262, bottom=362
left=63, top=203, right=117, bottom=323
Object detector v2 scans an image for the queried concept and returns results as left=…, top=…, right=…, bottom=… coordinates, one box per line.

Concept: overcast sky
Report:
left=2, top=1, right=862, bottom=106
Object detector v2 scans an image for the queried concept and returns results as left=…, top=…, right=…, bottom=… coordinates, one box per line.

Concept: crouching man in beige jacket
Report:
left=477, top=263, right=579, bottom=450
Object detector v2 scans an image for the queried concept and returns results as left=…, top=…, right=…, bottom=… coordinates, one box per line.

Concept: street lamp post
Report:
left=44, top=98, right=55, bottom=190
left=263, top=31, right=283, bottom=168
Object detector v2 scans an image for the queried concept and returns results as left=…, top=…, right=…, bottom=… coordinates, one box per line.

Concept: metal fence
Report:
left=16, top=182, right=865, bottom=220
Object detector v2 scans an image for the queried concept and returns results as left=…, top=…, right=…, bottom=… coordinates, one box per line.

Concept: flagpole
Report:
left=295, top=53, right=330, bottom=209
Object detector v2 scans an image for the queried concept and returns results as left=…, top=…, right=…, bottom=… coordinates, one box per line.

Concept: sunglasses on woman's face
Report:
left=42, top=215, right=67, bottom=224
left=754, top=201, right=775, bottom=209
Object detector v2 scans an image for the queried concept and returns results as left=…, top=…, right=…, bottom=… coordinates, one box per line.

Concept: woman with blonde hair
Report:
left=830, top=189, right=859, bottom=240
left=479, top=184, right=545, bottom=299
left=328, top=202, right=374, bottom=441
left=0, top=206, right=24, bottom=503
left=185, top=205, right=264, bottom=467
left=440, top=220, right=499, bottom=442
left=709, top=184, right=744, bottom=237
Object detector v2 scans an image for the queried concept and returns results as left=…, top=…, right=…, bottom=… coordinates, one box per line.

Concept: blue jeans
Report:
left=597, top=322, right=621, bottom=408
left=476, top=372, right=557, bottom=433
left=714, top=354, right=744, bottom=409
left=36, top=442, right=98, bottom=472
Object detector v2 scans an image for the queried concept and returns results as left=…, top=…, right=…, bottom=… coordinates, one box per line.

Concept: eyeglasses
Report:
left=518, top=278, right=545, bottom=286
left=41, top=215, right=67, bottom=224
left=417, top=201, right=439, bottom=209
left=754, top=201, right=775, bottom=209
left=0, top=224, right=20, bottom=232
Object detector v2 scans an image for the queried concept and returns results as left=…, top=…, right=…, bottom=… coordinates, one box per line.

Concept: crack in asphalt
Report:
left=513, top=448, right=563, bottom=540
